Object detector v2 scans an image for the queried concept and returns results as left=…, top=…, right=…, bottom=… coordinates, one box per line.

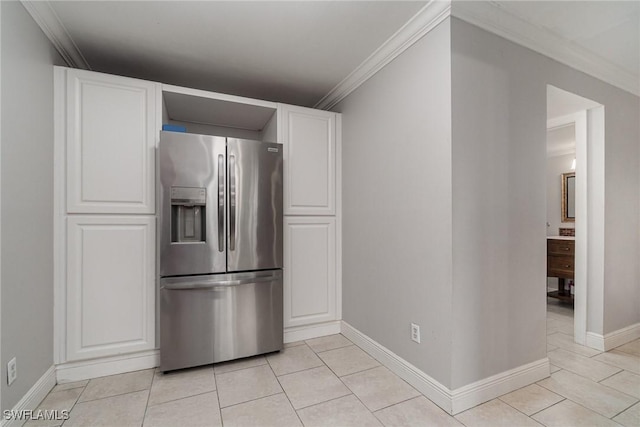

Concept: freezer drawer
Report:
left=159, top=270, right=283, bottom=372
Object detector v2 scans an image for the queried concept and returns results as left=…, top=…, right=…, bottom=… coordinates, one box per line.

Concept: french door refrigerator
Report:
left=158, top=131, right=283, bottom=372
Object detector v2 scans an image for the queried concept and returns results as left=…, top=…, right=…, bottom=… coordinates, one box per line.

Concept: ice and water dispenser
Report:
left=170, top=186, right=206, bottom=243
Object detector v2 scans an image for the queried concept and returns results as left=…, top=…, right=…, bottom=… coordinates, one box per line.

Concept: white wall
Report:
left=333, top=19, right=454, bottom=387
left=546, top=150, right=575, bottom=236
left=450, top=16, right=639, bottom=389
left=1, top=2, right=63, bottom=411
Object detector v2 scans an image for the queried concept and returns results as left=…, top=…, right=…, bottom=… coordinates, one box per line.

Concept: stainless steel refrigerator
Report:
left=158, top=131, right=283, bottom=372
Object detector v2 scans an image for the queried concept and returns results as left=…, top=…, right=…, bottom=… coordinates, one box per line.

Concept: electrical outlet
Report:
left=7, top=357, right=17, bottom=386
left=410, top=323, right=421, bottom=344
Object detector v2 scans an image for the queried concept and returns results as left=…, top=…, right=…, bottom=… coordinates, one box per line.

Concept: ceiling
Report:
left=24, top=1, right=639, bottom=108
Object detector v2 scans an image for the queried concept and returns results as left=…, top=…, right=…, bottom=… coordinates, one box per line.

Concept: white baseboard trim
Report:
left=340, top=321, right=550, bottom=415
left=284, top=321, right=341, bottom=343
left=450, top=358, right=549, bottom=414
left=340, top=321, right=452, bottom=413
left=56, top=350, right=159, bottom=383
left=1, top=365, right=56, bottom=427
left=586, top=323, right=640, bottom=352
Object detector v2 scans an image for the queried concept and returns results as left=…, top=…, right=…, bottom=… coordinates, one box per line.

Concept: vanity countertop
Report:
left=547, top=236, right=575, bottom=241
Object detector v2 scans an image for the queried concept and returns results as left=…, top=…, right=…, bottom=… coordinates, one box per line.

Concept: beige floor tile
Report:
left=616, top=339, right=640, bottom=357
left=550, top=364, right=562, bottom=373
left=78, top=369, right=154, bottom=402
left=318, top=345, right=380, bottom=377
left=374, top=396, right=463, bottom=427
left=455, top=399, right=542, bottom=427
left=221, top=393, right=301, bottom=427
left=51, top=380, right=88, bottom=393
left=594, top=350, right=640, bottom=375
left=306, top=334, right=353, bottom=353
left=64, top=390, right=148, bottom=427
left=266, top=344, right=323, bottom=376
left=148, top=365, right=216, bottom=406
left=537, top=370, right=638, bottom=418
left=143, top=391, right=221, bottom=427
left=23, top=388, right=84, bottom=427
left=533, top=399, right=621, bottom=427
left=284, top=340, right=306, bottom=348
left=341, top=366, right=420, bottom=412
left=547, top=333, right=602, bottom=357
left=213, top=355, right=267, bottom=375
left=548, top=348, right=622, bottom=381
left=548, top=344, right=558, bottom=352
left=499, top=384, right=564, bottom=416
left=613, top=401, right=640, bottom=427
left=298, top=394, right=382, bottom=427
left=547, top=319, right=573, bottom=335
left=279, top=366, right=350, bottom=409
left=215, top=364, right=282, bottom=408
left=600, top=371, right=640, bottom=399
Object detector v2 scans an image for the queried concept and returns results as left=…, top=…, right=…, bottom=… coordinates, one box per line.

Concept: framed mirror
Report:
left=561, top=172, right=575, bottom=222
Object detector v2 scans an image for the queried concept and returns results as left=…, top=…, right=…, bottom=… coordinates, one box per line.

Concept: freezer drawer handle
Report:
left=218, top=154, right=225, bottom=252
left=229, top=154, right=237, bottom=251
left=163, top=275, right=275, bottom=290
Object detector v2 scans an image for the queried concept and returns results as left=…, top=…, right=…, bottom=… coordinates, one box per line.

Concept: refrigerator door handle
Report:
left=217, top=154, right=225, bottom=252
left=163, top=275, right=275, bottom=290
left=229, top=154, right=236, bottom=251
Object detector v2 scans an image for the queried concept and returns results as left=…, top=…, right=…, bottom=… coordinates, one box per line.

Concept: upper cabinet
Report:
left=66, top=69, right=159, bottom=214
left=280, top=105, right=336, bottom=216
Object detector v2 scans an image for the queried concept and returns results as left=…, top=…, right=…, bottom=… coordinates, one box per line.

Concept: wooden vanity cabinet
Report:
left=547, top=239, right=575, bottom=303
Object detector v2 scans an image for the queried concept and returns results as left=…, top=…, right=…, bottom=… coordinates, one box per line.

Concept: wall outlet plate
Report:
left=7, top=357, right=17, bottom=386
left=410, top=323, right=421, bottom=344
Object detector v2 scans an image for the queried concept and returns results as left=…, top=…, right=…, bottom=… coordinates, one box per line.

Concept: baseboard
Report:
left=340, top=321, right=550, bottom=415
left=340, top=321, right=452, bottom=413
left=1, top=365, right=56, bottom=427
left=450, top=358, right=549, bottom=414
left=284, top=321, right=341, bottom=343
left=586, top=323, right=640, bottom=352
left=56, top=350, right=159, bottom=383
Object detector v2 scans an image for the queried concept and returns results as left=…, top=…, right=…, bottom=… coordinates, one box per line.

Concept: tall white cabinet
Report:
left=54, top=67, right=341, bottom=380
left=280, top=105, right=341, bottom=340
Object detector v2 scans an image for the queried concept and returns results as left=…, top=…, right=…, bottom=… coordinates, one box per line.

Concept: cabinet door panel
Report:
left=67, top=69, right=157, bottom=213
left=67, top=216, right=155, bottom=361
left=284, top=217, right=336, bottom=327
left=281, top=105, right=335, bottom=215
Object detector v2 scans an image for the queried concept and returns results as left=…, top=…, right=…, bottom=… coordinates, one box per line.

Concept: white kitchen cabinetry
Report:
left=284, top=217, right=337, bottom=327
left=66, top=216, right=156, bottom=361
left=66, top=68, right=158, bottom=214
left=280, top=104, right=336, bottom=216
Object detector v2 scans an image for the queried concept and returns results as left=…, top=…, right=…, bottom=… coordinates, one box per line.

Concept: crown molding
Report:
left=451, top=1, right=639, bottom=98
left=314, top=0, right=452, bottom=110
left=21, top=1, right=90, bottom=70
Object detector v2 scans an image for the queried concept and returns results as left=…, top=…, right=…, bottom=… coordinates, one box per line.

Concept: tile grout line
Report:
left=140, top=373, right=155, bottom=427
left=264, top=356, right=305, bottom=426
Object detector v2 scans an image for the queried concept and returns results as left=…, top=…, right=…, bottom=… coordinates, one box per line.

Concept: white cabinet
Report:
left=280, top=104, right=336, bottom=215
left=66, top=216, right=156, bottom=361
left=66, top=69, right=158, bottom=214
left=284, top=217, right=336, bottom=327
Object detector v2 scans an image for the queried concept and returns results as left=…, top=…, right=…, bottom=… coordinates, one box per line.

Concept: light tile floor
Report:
left=27, top=300, right=639, bottom=426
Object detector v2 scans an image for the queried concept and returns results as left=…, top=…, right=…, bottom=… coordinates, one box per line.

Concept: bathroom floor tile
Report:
left=297, top=394, right=382, bottom=427
left=593, top=350, right=640, bottom=375
left=266, top=345, right=323, bottom=376
left=547, top=348, right=621, bottom=381
left=532, top=399, right=621, bottom=427
left=499, top=384, right=564, bottom=416
left=547, top=333, right=602, bottom=357
left=148, top=365, right=215, bottom=406
left=143, top=391, right=221, bottom=427
left=213, top=355, right=267, bottom=375
left=78, top=369, right=154, bottom=403
left=374, top=396, right=463, bottom=427
left=615, top=339, right=640, bottom=357
left=51, top=380, right=88, bottom=393
left=317, top=345, right=380, bottom=377
left=600, top=370, right=640, bottom=399
left=278, top=366, right=350, bottom=410
left=537, top=370, right=638, bottom=418
left=454, top=399, right=542, bottom=427
left=305, top=334, right=353, bottom=353
left=23, top=388, right=84, bottom=427
left=221, top=393, right=301, bottom=427
left=64, top=390, right=148, bottom=427
left=341, top=366, right=420, bottom=412
left=613, top=401, right=640, bottom=427
left=215, top=364, right=282, bottom=408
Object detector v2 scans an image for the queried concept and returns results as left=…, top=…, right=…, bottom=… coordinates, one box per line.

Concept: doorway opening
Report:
left=546, top=85, right=604, bottom=348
